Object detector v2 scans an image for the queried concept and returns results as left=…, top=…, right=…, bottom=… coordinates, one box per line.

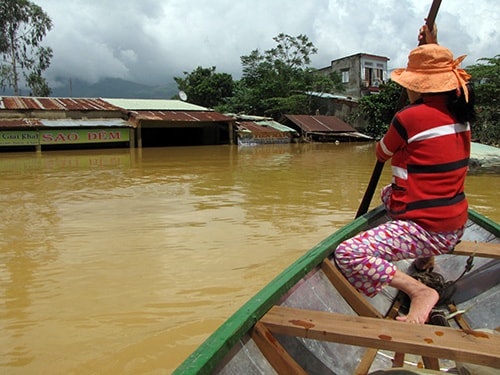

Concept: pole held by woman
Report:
left=355, top=0, right=442, bottom=218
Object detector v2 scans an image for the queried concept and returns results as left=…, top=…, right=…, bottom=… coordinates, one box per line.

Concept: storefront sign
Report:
left=40, top=129, right=130, bottom=144
left=0, top=129, right=130, bottom=146
left=0, top=131, right=39, bottom=146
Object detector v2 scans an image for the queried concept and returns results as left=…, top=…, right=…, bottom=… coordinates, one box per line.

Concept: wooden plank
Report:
left=447, top=304, right=472, bottom=331
left=422, top=356, right=440, bottom=371
left=453, top=240, right=500, bottom=258
left=260, top=306, right=500, bottom=369
left=445, top=305, right=472, bottom=375
left=251, top=322, right=307, bottom=375
left=321, top=259, right=383, bottom=319
left=353, top=292, right=439, bottom=372
left=355, top=349, right=378, bottom=374
left=355, top=295, right=404, bottom=374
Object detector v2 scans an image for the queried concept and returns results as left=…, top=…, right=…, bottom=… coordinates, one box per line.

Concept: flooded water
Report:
left=0, top=143, right=498, bottom=374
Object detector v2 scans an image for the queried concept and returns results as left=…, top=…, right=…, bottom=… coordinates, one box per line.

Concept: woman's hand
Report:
left=418, top=21, right=438, bottom=44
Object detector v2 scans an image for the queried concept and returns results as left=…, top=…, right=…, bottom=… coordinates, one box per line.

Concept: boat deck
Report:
left=252, top=240, right=500, bottom=374
left=174, top=208, right=500, bottom=375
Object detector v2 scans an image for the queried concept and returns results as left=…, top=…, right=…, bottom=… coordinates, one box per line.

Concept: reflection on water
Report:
left=0, top=144, right=498, bottom=374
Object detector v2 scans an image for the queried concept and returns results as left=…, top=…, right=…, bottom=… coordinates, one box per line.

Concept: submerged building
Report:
left=0, top=97, right=235, bottom=152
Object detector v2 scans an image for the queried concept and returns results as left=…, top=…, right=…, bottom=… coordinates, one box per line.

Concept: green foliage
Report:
left=262, top=94, right=311, bottom=119
left=237, top=33, right=318, bottom=116
left=352, top=80, right=403, bottom=139
left=0, top=0, right=53, bottom=96
left=232, top=33, right=345, bottom=117
left=174, top=66, right=233, bottom=108
left=214, top=80, right=254, bottom=114
left=307, top=69, right=345, bottom=94
left=265, top=33, right=317, bottom=68
left=178, top=33, right=345, bottom=118
left=466, top=55, right=500, bottom=146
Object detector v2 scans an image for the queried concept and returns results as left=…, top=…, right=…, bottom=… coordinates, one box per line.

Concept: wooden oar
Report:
left=355, top=0, right=442, bottom=218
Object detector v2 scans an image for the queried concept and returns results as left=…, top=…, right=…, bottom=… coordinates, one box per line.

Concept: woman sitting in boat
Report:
left=334, top=25, right=476, bottom=324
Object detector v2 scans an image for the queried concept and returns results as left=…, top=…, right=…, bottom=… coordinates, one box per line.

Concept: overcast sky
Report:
left=33, top=0, right=499, bottom=90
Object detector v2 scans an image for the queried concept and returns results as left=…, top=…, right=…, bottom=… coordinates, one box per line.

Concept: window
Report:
left=341, top=69, right=349, bottom=83
left=364, top=67, right=385, bottom=87
left=364, top=68, right=372, bottom=87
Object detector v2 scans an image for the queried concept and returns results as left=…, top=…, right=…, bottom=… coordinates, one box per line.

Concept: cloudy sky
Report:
left=32, top=0, right=499, bottom=90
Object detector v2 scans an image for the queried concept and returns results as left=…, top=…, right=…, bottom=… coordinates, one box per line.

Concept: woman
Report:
left=334, top=26, right=475, bottom=324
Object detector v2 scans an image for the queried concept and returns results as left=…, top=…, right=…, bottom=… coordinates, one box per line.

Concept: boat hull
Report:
left=174, top=207, right=500, bottom=374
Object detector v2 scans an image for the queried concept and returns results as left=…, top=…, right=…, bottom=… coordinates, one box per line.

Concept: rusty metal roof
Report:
left=238, top=122, right=280, bottom=134
left=284, top=115, right=356, bottom=133
left=256, top=120, right=296, bottom=133
left=0, top=119, right=42, bottom=127
left=129, top=110, right=233, bottom=123
left=0, top=96, right=121, bottom=111
left=238, top=120, right=296, bottom=134
left=0, top=118, right=133, bottom=128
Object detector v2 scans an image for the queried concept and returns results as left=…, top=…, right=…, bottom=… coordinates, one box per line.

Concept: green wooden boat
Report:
left=174, top=206, right=500, bottom=374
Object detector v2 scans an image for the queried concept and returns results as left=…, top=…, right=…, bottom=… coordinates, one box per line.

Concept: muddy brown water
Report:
left=0, top=143, right=498, bottom=374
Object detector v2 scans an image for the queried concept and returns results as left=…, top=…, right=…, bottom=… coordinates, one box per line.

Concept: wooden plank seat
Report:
left=322, top=258, right=446, bottom=371
left=319, top=240, right=500, bottom=321
left=253, top=242, right=499, bottom=374
left=252, top=322, right=307, bottom=375
left=452, top=240, right=500, bottom=258
left=260, top=305, right=500, bottom=369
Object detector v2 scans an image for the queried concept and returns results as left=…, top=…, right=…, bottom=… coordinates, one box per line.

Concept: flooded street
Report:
left=0, top=143, right=498, bottom=374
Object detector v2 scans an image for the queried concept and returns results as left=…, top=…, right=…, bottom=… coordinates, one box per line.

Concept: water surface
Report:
left=0, top=143, right=498, bottom=374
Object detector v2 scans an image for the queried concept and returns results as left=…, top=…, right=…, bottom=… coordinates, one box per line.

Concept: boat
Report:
left=173, top=205, right=500, bottom=374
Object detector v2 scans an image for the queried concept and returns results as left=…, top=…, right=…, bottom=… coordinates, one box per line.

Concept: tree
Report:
left=351, top=80, right=402, bottom=139
left=237, top=33, right=318, bottom=117
left=307, top=69, right=344, bottom=94
left=230, top=33, right=346, bottom=118
left=466, top=55, right=499, bottom=146
left=0, top=0, right=53, bottom=96
left=174, top=66, right=234, bottom=109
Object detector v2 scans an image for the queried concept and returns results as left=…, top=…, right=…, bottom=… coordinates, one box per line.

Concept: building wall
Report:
left=329, top=53, right=389, bottom=99
left=331, top=55, right=362, bottom=98
left=311, top=97, right=367, bottom=131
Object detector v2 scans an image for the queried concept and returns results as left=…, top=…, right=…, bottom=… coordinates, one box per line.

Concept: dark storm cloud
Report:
left=32, top=0, right=500, bottom=89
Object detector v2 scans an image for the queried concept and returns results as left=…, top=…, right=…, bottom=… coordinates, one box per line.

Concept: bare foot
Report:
left=396, top=286, right=439, bottom=324
left=390, top=270, right=439, bottom=324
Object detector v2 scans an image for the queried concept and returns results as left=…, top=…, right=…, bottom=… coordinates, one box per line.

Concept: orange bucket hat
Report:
left=391, top=44, right=471, bottom=102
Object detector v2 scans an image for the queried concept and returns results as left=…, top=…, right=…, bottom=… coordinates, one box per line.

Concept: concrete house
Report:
left=319, top=53, right=390, bottom=99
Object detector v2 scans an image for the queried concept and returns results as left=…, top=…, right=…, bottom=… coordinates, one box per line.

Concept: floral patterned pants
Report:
left=334, top=186, right=464, bottom=297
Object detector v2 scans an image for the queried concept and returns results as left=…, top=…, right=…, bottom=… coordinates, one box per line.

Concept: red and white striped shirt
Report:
left=376, top=95, right=471, bottom=232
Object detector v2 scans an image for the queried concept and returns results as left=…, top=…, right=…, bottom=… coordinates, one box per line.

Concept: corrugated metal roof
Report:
left=129, top=110, right=233, bottom=123
left=237, top=120, right=296, bottom=136
left=226, top=114, right=272, bottom=121
left=306, top=91, right=358, bottom=102
left=0, top=96, right=121, bottom=111
left=0, top=118, right=133, bottom=128
left=322, top=131, right=372, bottom=140
left=284, top=115, right=356, bottom=133
left=254, top=120, right=296, bottom=133
left=40, top=119, right=133, bottom=127
left=0, top=119, right=42, bottom=127
left=102, top=98, right=209, bottom=111
left=238, top=122, right=279, bottom=134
